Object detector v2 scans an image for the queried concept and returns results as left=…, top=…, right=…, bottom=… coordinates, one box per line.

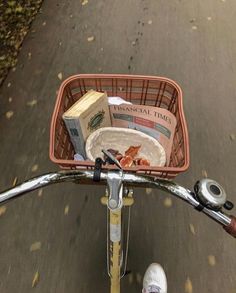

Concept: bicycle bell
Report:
left=194, top=179, right=227, bottom=210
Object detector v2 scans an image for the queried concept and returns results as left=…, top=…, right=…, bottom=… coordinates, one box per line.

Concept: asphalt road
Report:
left=0, top=0, right=236, bottom=292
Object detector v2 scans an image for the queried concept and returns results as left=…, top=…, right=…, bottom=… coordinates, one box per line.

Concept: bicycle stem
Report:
left=0, top=170, right=231, bottom=227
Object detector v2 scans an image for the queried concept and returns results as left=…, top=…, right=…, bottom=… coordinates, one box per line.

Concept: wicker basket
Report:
left=50, top=74, right=189, bottom=179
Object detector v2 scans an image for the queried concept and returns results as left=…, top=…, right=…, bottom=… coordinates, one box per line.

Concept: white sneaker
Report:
left=142, top=263, right=167, bottom=293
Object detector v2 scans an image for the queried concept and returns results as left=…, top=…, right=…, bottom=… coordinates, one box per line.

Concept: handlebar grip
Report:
left=223, top=216, right=236, bottom=238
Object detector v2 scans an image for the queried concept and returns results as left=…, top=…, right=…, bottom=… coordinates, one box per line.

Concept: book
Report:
left=63, top=90, right=111, bottom=157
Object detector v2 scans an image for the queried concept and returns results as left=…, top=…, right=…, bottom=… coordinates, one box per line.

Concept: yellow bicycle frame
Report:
left=101, top=195, right=134, bottom=293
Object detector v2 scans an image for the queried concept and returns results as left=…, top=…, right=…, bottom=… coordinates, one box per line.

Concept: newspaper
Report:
left=109, top=104, right=177, bottom=164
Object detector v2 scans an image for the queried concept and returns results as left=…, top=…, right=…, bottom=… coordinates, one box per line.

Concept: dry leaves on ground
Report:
left=31, top=164, right=39, bottom=172
left=202, top=169, right=208, bottom=178
left=58, top=72, right=63, bottom=80
left=146, top=188, right=152, bottom=195
left=30, top=241, right=41, bottom=252
left=82, top=0, right=88, bottom=5
left=32, top=271, right=39, bottom=288
left=189, top=223, right=196, bottom=235
left=192, top=25, right=197, bottom=30
left=42, top=21, right=46, bottom=26
left=7, top=82, right=11, bottom=87
left=12, top=177, right=18, bottom=187
left=38, top=189, right=43, bottom=197
left=0, top=0, right=43, bottom=86
left=208, top=255, right=216, bottom=266
left=27, top=99, right=37, bottom=107
left=230, top=134, right=235, bottom=141
left=0, top=206, right=7, bottom=216
left=6, top=111, right=14, bottom=119
left=185, top=277, right=193, bottom=293
left=64, top=205, right=69, bottom=215
left=87, top=36, right=95, bottom=42
left=163, top=197, right=172, bottom=208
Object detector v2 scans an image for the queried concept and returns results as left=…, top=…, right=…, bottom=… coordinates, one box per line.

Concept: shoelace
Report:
left=147, top=284, right=162, bottom=293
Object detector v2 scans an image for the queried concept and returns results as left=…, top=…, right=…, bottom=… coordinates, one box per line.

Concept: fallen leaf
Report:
left=7, top=82, right=11, bottom=88
left=12, top=177, right=18, bottom=187
left=38, top=189, right=43, bottom=197
left=185, top=277, right=193, bottom=293
left=8, top=97, right=13, bottom=103
left=0, top=206, right=7, bottom=216
left=192, top=25, right=198, bottom=30
left=28, top=52, right=32, bottom=59
left=82, top=0, right=88, bottom=5
left=148, top=20, right=153, bottom=25
left=163, top=197, right=172, bottom=208
left=136, top=273, right=142, bottom=285
left=202, top=169, right=208, bottom=178
left=70, top=14, right=73, bottom=18
left=27, top=99, right=37, bottom=107
left=132, top=41, right=136, bottom=46
left=64, top=205, right=69, bottom=215
left=59, top=42, right=62, bottom=46
left=208, top=255, right=216, bottom=267
left=230, top=134, right=235, bottom=141
left=6, top=111, right=14, bottom=119
left=12, top=67, right=16, bottom=72
left=30, top=242, right=41, bottom=252
left=146, top=188, right=152, bottom=195
left=207, top=16, right=212, bottom=21
left=32, top=271, right=39, bottom=288
left=31, top=164, right=39, bottom=172
left=189, top=223, right=196, bottom=235
left=15, top=5, right=23, bottom=12
left=42, top=21, right=46, bottom=26
left=8, top=1, right=16, bottom=7
left=58, top=72, right=63, bottom=80
left=87, top=36, right=95, bottom=42
left=208, top=255, right=216, bottom=266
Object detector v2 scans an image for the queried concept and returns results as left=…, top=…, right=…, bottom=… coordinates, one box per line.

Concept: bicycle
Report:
left=0, top=74, right=235, bottom=293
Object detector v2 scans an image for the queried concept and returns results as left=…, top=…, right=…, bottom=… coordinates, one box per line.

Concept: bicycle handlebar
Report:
left=0, top=170, right=235, bottom=238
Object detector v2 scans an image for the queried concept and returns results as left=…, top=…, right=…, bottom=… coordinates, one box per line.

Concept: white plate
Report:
left=85, top=127, right=166, bottom=167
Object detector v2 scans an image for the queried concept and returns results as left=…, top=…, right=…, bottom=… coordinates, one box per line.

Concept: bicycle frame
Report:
left=0, top=169, right=235, bottom=293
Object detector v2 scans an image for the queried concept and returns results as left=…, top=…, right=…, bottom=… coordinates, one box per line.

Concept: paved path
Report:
left=0, top=0, right=235, bottom=292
